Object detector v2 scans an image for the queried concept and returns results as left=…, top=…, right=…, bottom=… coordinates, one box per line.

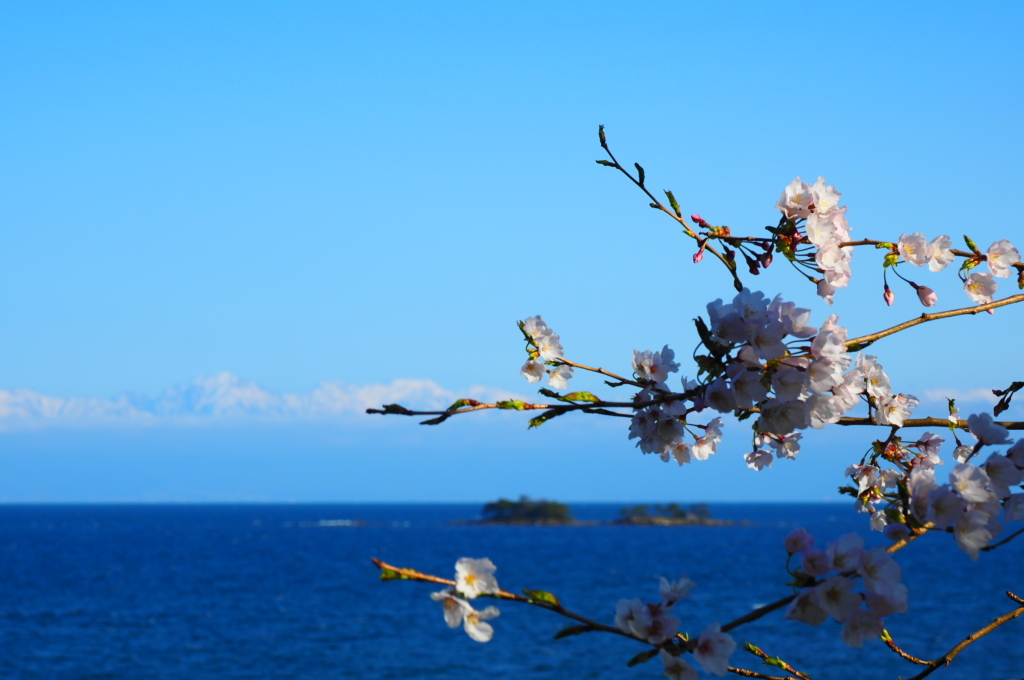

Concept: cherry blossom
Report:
left=964, top=272, right=998, bottom=304
left=897, top=233, right=932, bottom=267
left=816, top=576, right=861, bottom=622
left=633, top=345, right=680, bottom=386
left=659, top=575, right=696, bottom=604
left=776, top=178, right=814, bottom=219
left=968, top=412, right=1012, bottom=446
left=462, top=604, right=501, bottom=642
left=547, top=364, right=573, bottom=390
left=840, top=609, right=884, bottom=647
left=520, top=359, right=546, bottom=383
left=986, top=239, right=1020, bottom=278
left=785, top=588, right=829, bottom=626
left=660, top=650, right=698, bottom=680
left=456, top=557, right=499, bottom=598
left=694, top=622, right=736, bottom=677
left=745, top=449, right=773, bottom=470
left=784, top=527, right=814, bottom=554
left=928, top=235, right=956, bottom=272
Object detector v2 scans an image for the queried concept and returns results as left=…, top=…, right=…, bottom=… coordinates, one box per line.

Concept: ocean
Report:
left=0, top=503, right=1020, bottom=679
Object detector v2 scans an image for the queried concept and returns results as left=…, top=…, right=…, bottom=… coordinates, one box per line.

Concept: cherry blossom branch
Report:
left=880, top=629, right=929, bottom=665
left=743, top=642, right=813, bottom=680
left=370, top=558, right=641, bottom=642
left=844, top=294, right=1024, bottom=350
left=597, top=127, right=746, bottom=292
left=902, top=591, right=1024, bottom=680
left=834, top=416, right=1024, bottom=431
left=839, top=238, right=1024, bottom=270
left=721, top=594, right=797, bottom=633
left=555, top=357, right=645, bottom=388
left=981, top=525, right=1024, bottom=552
left=727, top=667, right=795, bottom=680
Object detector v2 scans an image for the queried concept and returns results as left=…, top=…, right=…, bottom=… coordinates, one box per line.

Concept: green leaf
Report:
left=538, top=388, right=561, bottom=400
left=420, top=414, right=451, bottom=426
left=378, top=568, right=406, bottom=581
left=634, top=162, right=645, bottom=186
left=626, top=648, right=659, bottom=667
left=563, top=391, right=599, bottom=403
left=595, top=159, right=616, bottom=167
left=447, top=399, right=477, bottom=412
left=553, top=624, right=594, bottom=639
left=523, top=589, right=561, bottom=607
left=664, top=190, right=681, bottom=216
left=528, top=409, right=562, bottom=428
left=496, top=400, right=526, bottom=410
left=964, top=234, right=979, bottom=253
left=380, top=404, right=412, bottom=415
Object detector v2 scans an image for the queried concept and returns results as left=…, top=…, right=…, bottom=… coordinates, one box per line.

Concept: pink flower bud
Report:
left=690, top=214, right=703, bottom=224
left=883, top=285, right=895, bottom=306
left=915, top=285, right=937, bottom=307
left=693, top=248, right=705, bottom=263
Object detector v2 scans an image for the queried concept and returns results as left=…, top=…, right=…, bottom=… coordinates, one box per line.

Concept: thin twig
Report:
left=903, top=591, right=1024, bottom=680
left=981, top=526, right=1024, bottom=552
left=727, top=667, right=794, bottom=680
left=845, top=294, right=1024, bottom=349
left=881, top=629, right=929, bottom=665
left=835, top=416, right=1024, bottom=431
left=721, top=595, right=797, bottom=633
left=556, top=358, right=644, bottom=387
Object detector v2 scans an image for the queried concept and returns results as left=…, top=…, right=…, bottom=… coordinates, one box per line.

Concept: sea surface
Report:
left=0, top=503, right=1021, bottom=680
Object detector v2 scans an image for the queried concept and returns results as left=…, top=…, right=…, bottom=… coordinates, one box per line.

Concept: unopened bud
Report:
left=915, top=285, right=937, bottom=307
left=883, top=284, right=895, bottom=306
left=693, top=248, right=705, bottom=264
left=690, top=214, right=704, bottom=225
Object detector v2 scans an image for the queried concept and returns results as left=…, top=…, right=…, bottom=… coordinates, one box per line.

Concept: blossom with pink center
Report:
left=659, top=575, right=696, bottom=604
left=785, top=588, right=829, bottom=626
left=816, top=575, right=861, bottom=622
left=520, top=359, right=546, bottom=383
left=801, top=548, right=832, bottom=577
left=744, top=449, right=773, bottom=471
left=897, top=232, right=932, bottom=266
left=547, top=364, right=573, bottom=390
left=840, top=609, right=884, bottom=647
left=784, top=527, right=815, bottom=554
left=660, top=650, right=698, bottom=680
left=964, top=272, right=998, bottom=304
left=694, top=622, right=736, bottom=677
left=776, top=178, right=814, bottom=219
left=987, top=239, right=1020, bottom=278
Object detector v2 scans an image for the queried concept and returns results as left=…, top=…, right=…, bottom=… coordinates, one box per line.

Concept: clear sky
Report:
left=2, top=1, right=1023, bottom=502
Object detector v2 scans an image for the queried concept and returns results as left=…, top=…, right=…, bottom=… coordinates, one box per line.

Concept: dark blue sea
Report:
left=0, top=503, right=1021, bottom=679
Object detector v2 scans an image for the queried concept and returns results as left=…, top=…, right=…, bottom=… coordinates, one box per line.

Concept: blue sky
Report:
left=1, top=2, right=1023, bottom=502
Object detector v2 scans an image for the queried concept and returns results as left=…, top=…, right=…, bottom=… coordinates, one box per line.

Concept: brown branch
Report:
left=599, top=131, right=746, bottom=292
left=881, top=629, right=929, bottom=665
left=721, top=594, right=797, bottom=633
left=903, top=591, right=1024, bottom=680
left=835, top=416, right=1024, bottom=431
left=845, top=294, right=1024, bottom=350
left=743, top=643, right=813, bottom=680
left=371, top=558, right=640, bottom=642
left=981, top=526, right=1024, bottom=552
left=727, top=667, right=795, bottom=680
left=556, top=358, right=644, bottom=388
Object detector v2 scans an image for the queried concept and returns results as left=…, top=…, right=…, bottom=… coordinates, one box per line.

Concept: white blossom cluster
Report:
left=614, top=576, right=737, bottom=678
left=897, top=233, right=1019, bottom=305
left=776, top=177, right=851, bottom=304
left=430, top=557, right=501, bottom=642
left=905, top=420, right=1024, bottom=559
left=846, top=415, right=1024, bottom=559
left=782, top=530, right=907, bottom=647
left=519, top=315, right=574, bottom=389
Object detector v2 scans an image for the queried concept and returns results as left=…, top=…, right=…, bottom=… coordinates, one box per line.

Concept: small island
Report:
left=462, top=497, right=735, bottom=526
left=612, top=503, right=733, bottom=526
left=476, top=496, right=577, bottom=525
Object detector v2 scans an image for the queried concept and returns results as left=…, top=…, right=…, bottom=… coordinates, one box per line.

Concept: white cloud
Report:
left=0, top=373, right=530, bottom=429
left=923, top=388, right=998, bottom=404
